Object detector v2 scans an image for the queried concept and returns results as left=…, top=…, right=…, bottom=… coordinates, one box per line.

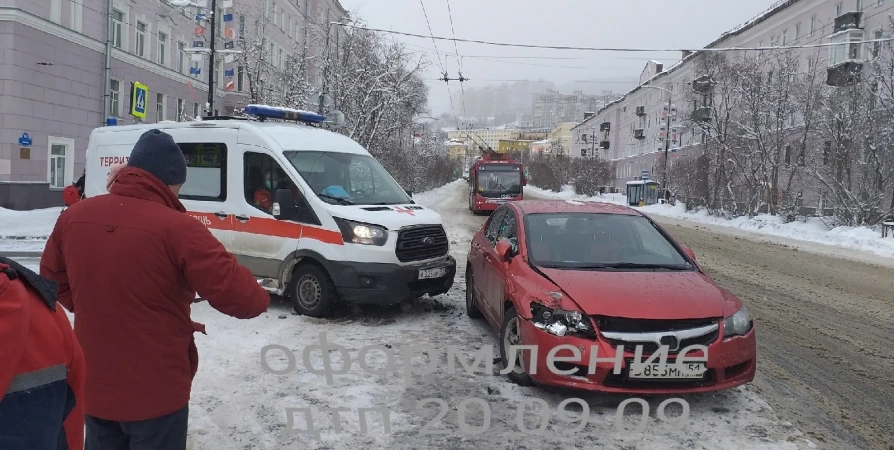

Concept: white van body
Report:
left=84, top=114, right=456, bottom=315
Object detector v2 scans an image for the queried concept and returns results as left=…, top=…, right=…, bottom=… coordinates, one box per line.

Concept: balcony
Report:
left=600, top=122, right=611, bottom=132
left=827, top=61, right=863, bottom=86
left=691, top=75, right=714, bottom=94
left=600, top=141, right=610, bottom=149
left=691, top=107, right=711, bottom=122
left=634, top=129, right=645, bottom=140
left=635, top=106, right=646, bottom=116
left=833, top=11, right=863, bottom=33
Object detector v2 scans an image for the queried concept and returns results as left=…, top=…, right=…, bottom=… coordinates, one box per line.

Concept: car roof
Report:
left=512, top=199, right=642, bottom=216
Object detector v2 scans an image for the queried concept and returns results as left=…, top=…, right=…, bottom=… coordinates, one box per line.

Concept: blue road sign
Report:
left=131, top=82, right=148, bottom=119
left=18, top=132, right=32, bottom=147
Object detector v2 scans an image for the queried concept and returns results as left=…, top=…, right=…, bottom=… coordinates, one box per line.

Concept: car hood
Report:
left=326, top=204, right=444, bottom=230
left=538, top=268, right=728, bottom=319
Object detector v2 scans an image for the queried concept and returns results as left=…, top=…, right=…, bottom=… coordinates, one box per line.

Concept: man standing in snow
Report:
left=40, top=129, right=270, bottom=450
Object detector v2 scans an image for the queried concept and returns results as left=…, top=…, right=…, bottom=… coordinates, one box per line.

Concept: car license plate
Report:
left=418, top=267, right=447, bottom=280
left=628, top=362, right=706, bottom=379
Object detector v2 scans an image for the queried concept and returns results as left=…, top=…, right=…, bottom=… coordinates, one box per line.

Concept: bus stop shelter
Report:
left=626, top=180, right=660, bottom=206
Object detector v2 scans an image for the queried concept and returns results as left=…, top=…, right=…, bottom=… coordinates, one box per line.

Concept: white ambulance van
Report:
left=84, top=105, right=456, bottom=317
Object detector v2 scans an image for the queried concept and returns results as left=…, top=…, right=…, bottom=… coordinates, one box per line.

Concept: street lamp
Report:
left=640, top=84, right=674, bottom=190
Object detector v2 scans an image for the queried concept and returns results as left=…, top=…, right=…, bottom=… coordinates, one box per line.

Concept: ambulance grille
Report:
left=395, top=225, right=449, bottom=262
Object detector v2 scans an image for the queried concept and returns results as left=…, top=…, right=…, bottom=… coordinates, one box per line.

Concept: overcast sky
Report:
left=337, top=0, right=782, bottom=116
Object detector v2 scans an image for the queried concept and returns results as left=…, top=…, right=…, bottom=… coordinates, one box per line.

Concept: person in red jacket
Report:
left=40, top=129, right=270, bottom=450
left=0, top=256, right=86, bottom=450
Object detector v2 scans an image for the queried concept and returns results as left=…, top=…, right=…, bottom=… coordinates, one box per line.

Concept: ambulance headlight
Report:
left=334, top=218, right=388, bottom=246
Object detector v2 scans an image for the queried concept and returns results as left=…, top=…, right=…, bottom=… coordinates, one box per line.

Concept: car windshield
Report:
left=283, top=150, right=411, bottom=206
left=477, top=164, right=522, bottom=198
left=523, top=212, right=693, bottom=270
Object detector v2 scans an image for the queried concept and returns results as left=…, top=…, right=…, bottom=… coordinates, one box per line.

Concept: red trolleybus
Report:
left=468, top=152, right=527, bottom=214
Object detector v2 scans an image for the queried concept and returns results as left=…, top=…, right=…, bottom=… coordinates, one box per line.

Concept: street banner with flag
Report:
left=195, top=14, right=205, bottom=23
left=190, top=67, right=201, bottom=75
left=194, top=26, right=205, bottom=36
left=223, top=13, right=233, bottom=22
left=225, top=80, right=235, bottom=91
left=224, top=41, right=234, bottom=49
left=193, top=40, right=204, bottom=48
left=224, top=54, right=235, bottom=63
left=222, top=0, right=233, bottom=7
left=224, top=68, right=234, bottom=78
left=224, top=28, right=234, bottom=38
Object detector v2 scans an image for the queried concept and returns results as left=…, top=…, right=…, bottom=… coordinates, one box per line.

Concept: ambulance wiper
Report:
left=318, top=193, right=354, bottom=205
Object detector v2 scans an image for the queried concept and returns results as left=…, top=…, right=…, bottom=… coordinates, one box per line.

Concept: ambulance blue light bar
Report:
left=243, top=104, right=326, bottom=123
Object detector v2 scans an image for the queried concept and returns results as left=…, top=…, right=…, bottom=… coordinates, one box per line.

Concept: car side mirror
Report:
left=272, top=189, right=298, bottom=220
left=681, top=244, right=697, bottom=262
left=495, top=239, right=513, bottom=262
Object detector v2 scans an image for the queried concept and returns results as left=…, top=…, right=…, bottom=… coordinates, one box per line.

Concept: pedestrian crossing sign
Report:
left=131, top=82, right=148, bottom=119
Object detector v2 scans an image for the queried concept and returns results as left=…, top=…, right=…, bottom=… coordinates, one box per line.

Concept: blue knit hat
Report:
left=127, top=129, right=187, bottom=185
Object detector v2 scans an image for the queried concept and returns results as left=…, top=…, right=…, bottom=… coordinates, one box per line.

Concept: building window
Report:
left=51, top=0, right=62, bottom=23
left=109, top=79, right=120, bottom=116
left=70, top=0, right=83, bottom=32
left=136, top=21, right=147, bottom=57
left=822, top=141, right=831, bottom=165
left=810, top=16, right=816, bottom=36
left=177, top=98, right=184, bottom=121
left=273, top=3, right=280, bottom=27
left=836, top=2, right=843, bottom=16
left=873, top=29, right=883, bottom=56
left=193, top=103, right=199, bottom=118
left=287, top=15, right=293, bottom=38
left=48, top=137, right=74, bottom=189
left=782, top=30, right=788, bottom=45
left=178, top=41, right=186, bottom=73
left=278, top=48, right=284, bottom=71
left=795, top=22, right=801, bottom=40
left=111, top=10, right=124, bottom=48
left=829, top=29, right=864, bottom=65
left=156, top=93, right=165, bottom=121
left=158, top=32, right=168, bottom=66
left=239, top=15, right=245, bottom=39
left=237, top=65, right=244, bottom=91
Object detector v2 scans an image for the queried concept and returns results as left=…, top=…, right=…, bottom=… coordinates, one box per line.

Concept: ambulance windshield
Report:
left=283, top=151, right=412, bottom=206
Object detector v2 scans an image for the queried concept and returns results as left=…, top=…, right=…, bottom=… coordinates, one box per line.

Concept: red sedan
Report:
left=465, top=200, right=756, bottom=394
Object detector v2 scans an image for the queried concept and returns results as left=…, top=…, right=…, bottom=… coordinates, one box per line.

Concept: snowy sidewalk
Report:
left=527, top=185, right=894, bottom=261
left=0, top=206, right=61, bottom=255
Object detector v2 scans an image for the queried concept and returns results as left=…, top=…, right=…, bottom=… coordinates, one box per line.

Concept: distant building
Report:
left=447, top=128, right=521, bottom=153
left=531, top=140, right=551, bottom=154
left=497, top=139, right=534, bottom=154
left=444, top=139, right=468, bottom=161
left=549, top=122, right=577, bottom=156
left=532, top=90, right=608, bottom=128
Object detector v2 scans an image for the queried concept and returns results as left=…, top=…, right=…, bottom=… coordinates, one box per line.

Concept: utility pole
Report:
left=319, top=22, right=332, bottom=115
left=662, top=94, right=672, bottom=189
left=206, top=0, right=217, bottom=116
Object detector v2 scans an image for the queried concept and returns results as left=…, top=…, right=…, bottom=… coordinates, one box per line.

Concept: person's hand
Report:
left=106, top=163, right=126, bottom=190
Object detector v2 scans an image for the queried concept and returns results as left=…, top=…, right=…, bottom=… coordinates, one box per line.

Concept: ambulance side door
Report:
left=162, top=127, right=238, bottom=250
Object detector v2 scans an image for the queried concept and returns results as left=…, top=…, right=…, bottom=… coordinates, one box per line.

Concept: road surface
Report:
left=520, top=189, right=893, bottom=450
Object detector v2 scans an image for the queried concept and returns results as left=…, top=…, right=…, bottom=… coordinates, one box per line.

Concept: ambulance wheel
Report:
left=290, top=263, right=338, bottom=317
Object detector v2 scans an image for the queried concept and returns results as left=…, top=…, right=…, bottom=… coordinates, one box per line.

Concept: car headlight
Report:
left=530, top=301, right=596, bottom=339
left=334, top=218, right=388, bottom=246
left=723, top=306, right=752, bottom=337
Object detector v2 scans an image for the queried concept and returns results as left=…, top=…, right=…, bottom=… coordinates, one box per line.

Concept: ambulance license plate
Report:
left=418, top=267, right=447, bottom=280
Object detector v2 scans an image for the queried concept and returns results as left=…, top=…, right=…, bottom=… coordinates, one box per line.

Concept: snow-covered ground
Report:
left=527, top=184, right=894, bottom=260
left=11, top=179, right=816, bottom=449
left=0, top=206, right=60, bottom=253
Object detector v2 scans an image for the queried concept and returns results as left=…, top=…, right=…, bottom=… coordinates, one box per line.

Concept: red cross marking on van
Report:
left=394, top=207, right=415, bottom=216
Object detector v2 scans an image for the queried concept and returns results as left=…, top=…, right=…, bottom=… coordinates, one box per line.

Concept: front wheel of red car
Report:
left=465, top=269, right=483, bottom=319
left=499, top=306, right=535, bottom=386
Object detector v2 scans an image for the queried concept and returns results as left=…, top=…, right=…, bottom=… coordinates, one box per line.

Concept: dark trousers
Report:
left=85, top=405, right=188, bottom=450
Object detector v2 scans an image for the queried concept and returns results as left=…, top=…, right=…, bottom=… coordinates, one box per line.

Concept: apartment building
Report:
left=532, top=90, right=604, bottom=128
left=445, top=139, right=467, bottom=161
left=447, top=128, right=521, bottom=153
left=574, top=0, right=890, bottom=195
left=0, top=0, right=345, bottom=209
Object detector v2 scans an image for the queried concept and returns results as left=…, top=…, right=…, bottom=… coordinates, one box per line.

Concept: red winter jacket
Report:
left=0, top=257, right=85, bottom=450
left=40, top=166, right=270, bottom=422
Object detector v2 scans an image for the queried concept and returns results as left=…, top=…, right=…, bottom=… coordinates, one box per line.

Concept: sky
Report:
left=337, top=0, right=783, bottom=116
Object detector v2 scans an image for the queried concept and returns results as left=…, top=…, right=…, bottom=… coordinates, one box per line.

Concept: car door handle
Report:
left=235, top=214, right=250, bottom=222
left=214, top=212, right=228, bottom=219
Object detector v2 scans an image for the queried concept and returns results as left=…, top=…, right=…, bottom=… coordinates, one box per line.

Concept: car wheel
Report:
left=465, top=268, right=483, bottom=319
left=499, top=305, right=535, bottom=386
left=290, top=263, right=338, bottom=317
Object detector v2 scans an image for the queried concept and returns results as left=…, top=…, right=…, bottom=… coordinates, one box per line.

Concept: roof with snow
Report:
left=572, top=0, right=802, bottom=132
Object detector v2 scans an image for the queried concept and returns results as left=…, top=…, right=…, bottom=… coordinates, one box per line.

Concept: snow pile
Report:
left=528, top=185, right=894, bottom=259
left=413, top=179, right=465, bottom=205
left=0, top=206, right=61, bottom=253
